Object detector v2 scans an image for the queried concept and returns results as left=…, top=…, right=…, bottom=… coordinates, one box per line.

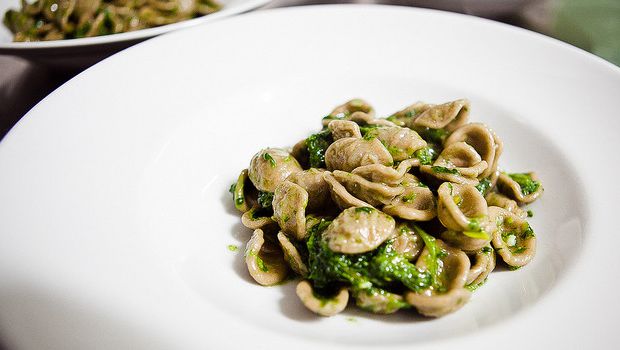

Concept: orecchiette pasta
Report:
left=229, top=98, right=543, bottom=319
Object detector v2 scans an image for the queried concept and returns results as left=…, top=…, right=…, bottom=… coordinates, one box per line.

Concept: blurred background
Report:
left=1, top=0, right=618, bottom=138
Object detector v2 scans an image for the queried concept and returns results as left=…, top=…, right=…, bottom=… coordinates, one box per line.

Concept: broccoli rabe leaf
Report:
left=306, top=220, right=431, bottom=294
left=306, top=130, right=333, bottom=168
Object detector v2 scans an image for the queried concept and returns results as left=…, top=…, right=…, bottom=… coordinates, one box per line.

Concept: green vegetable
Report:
left=306, top=220, right=431, bottom=294
left=322, top=114, right=343, bottom=122
left=414, top=147, right=436, bottom=165
left=418, top=128, right=448, bottom=144
left=522, top=224, right=536, bottom=239
left=257, top=191, right=274, bottom=209
left=256, top=256, right=269, bottom=272
left=401, top=193, right=416, bottom=203
left=412, top=224, right=446, bottom=292
left=465, top=277, right=488, bottom=292
left=527, top=210, right=534, bottom=218
left=231, top=170, right=249, bottom=211
left=481, top=246, right=493, bottom=254
left=262, top=152, right=277, bottom=168
left=355, top=207, right=374, bottom=214
left=431, top=166, right=459, bottom=175
left=508, top=265, right=522, bottom=271
left=227, top=244, right=239, bottom=252
left=475, top=178, right=492, bottom=195
left=463, top=230, right=491, bottom=240
left=306, top=130, right=333, bottom=168
left=508, top=173, right=541, bottom=196
left=359, top=125, right=379, bottom=139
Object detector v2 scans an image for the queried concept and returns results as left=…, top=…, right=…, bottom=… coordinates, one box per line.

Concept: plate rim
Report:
left=1, top=4, right=620, bottom=349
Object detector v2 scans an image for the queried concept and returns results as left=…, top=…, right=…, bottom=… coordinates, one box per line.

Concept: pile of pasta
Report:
left=3, top=0, right=221, bottom=42
left=230, top=99, right=543, bottom=317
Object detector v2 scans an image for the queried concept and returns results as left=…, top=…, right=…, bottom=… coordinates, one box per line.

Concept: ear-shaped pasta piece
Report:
left=296, top=280, right=349, bottom=316
left=348, top=111, right=397, bottom=127
left=439, top=228, right=493, bottom=252
left=327, top=120, right=362, bottom=140
left=466, top=246, right=496, bottom=286
left=372, top=126, right=427, bottom=161
left=413, top=99, right=470, bottom=132
left=330, top=98, right=375, bottom=119
left=245, top=229, right=289, bottom=286
left=332, top=170, right=404, bottom=207
left=496, top=172, right=543, bottom=204
left=445, top=123, right=503, bottom=178
left=489, top=206, right=536, bottom=268
left=241, top=206, right=277, bottom=230
left=248, top=148, right=303, bottom=192
left=354, top=288, right=408, bottom=314
left=405, top=239, right=471, bottom=317
left=391, top=222, right=424, bottom=260
left=352, top=158, right=419, bottom=185
left=434, top=141, right=489, bottom=177
left=323, top=207, right=396, bottom=254
left=272, top=181, right=308, bottom=240
left=325, top=137, right=393, bottom=172
left=386, top=101, right=433, bottom=128
left=383, top=185, right=436, bottom=221
left=323, top=171, right=373, bottom=210
left=277, top=231, right=308, bottom=277
left=287, top=168, right=332, bottom=212
left=437, top=182, right=490, bottom=232
left=290, top=139, right=310, bottom=169
left=485, top=191, right=527, bottom=219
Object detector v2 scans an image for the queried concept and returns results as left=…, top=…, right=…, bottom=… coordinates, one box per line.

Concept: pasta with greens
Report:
left=229, top=99, right=543, bottom=317
left=3, top=0, right=221, bottom=42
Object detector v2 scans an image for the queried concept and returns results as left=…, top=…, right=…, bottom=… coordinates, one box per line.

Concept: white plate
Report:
left=1, top=4, right=619, bottom=349
left=0, top=0, right=269, bottom=68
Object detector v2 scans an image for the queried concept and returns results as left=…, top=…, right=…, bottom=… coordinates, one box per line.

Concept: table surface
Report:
left=0, top=0, right=618, bottom=140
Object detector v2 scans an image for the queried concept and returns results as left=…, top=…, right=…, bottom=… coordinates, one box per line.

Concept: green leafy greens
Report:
left=306, top=130, right=333, bottom=168
left=508, top=173, right=541, bottom=196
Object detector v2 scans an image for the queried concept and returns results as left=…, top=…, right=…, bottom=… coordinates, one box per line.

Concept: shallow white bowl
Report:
left=0, top=0, right=269, bottom=68
left=0, top=4, right=619, bottom=349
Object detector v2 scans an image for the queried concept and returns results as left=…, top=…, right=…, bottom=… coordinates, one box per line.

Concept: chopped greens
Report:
left=508, top=173, right=541, bottom=196
left=431, top=166, right=459, bottom=175
left=227, top=244, right=239, bottom=252
left=412, top=224, right=446, bottom=292
left=355, top=207, right=374, bottom=213
left=414, top=147, right=436, bottom=165
left=262, top=152, right=277, bottom=168
left=306, top=130, right=333, bottom=168
left=465, top=277, right=488, bottom=292
left=418, top=128, right=448, bottom=144
left=307, top=220, right=431, bottom=294
left=475, top=178, right=492, bottom=195
left=230, top=170, right=249, bottom=211
left=257, top=191, right=274, bottom=209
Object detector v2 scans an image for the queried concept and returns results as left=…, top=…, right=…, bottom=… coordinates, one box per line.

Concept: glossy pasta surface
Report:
left=230, top=99, right=543, bottom=318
